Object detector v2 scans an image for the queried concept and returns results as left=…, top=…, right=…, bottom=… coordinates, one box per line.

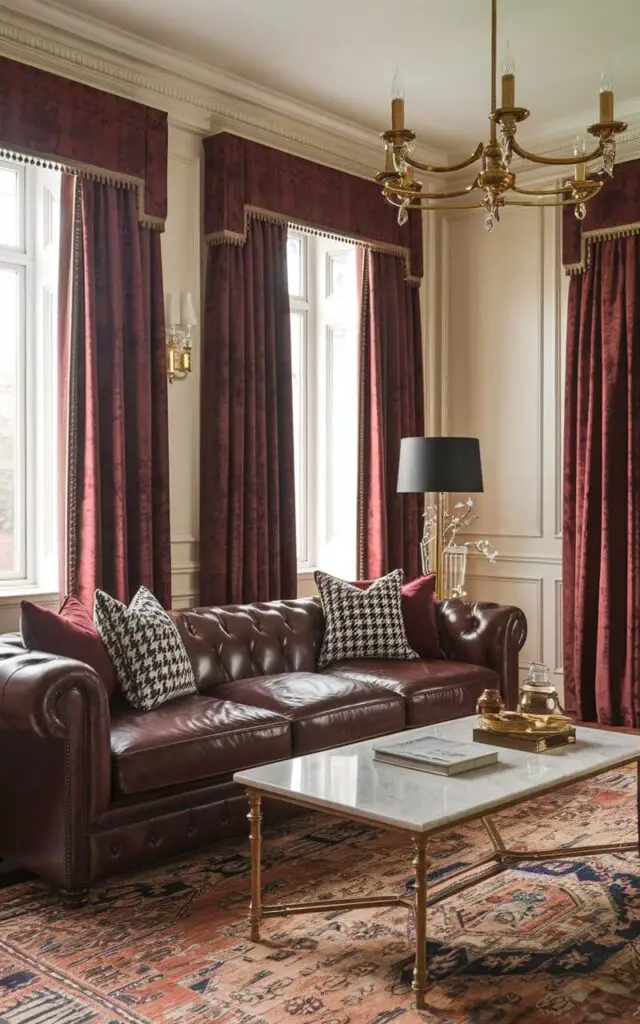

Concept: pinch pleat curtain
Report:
left=199, top=219, right=297, bottom=605
left=59, top=175, right=172, bottom=608
left=563, top=235, right=640, bottom=726
left=358, top=248, right=425, bottom=580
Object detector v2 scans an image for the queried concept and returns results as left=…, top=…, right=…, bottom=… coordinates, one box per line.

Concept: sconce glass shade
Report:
left=179, top=292, right=197, bottom=326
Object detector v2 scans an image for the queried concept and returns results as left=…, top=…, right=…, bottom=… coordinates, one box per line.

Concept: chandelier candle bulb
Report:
left=391, top=97, right=405, bottom=130
left=599, top=69, right=614, bottom=122
left=501, top=40, right=515, bottom=106
left=501, top=74, right=515, bottom=107
left=391, top=71, right=405, bottom=130
left=574, top=137, right=586, bottom=181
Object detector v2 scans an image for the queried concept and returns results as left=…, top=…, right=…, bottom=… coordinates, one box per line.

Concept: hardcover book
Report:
left=372, top=735, right=498, bottom=776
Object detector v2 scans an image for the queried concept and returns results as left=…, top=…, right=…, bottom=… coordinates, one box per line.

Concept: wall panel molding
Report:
left=554, top=578, right=564, bottom=676
left=467, top=551, right=561, bottom=565
left=444, top=206, right=544, bottom=540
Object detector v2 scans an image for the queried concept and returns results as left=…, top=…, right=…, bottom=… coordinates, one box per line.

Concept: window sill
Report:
left=0, top=587, right=59, bottom=608
left=297, top=568, right=317, bottom=582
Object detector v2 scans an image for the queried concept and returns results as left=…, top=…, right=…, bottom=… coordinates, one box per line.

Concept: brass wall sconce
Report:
left=165, top=292, right=197, bottom=383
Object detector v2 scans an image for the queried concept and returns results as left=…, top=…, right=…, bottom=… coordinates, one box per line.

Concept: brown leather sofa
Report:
left=0, top=596, right=526, bottom=905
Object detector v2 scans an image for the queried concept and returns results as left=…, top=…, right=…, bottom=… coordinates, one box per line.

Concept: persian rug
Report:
left=0, top=769, right=638, bottom=1023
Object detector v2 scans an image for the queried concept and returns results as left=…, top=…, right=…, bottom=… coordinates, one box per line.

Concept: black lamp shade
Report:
left=397, top=436, right=484, bottom=494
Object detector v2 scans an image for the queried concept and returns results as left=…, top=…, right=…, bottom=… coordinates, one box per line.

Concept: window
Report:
left=0, top=161, right=60, bottom=590
left=287, top=230, right=359, bottom=579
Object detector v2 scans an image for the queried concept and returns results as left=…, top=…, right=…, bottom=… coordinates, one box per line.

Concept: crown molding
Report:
left=0, top=0, right=447, bottom=179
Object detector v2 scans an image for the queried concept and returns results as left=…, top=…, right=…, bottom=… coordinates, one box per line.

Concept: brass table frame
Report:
left=245, top=757, right=640, bottom=1011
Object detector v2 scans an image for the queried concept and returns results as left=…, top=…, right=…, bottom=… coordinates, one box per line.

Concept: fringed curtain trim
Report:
left=564, top=220, right=640, bottom=275
left=0, top=148, right=164, bottom=231
left=204, top=206, right=420, bottom=286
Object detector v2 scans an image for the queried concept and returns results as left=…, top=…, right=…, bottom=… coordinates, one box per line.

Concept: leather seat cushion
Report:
left=325, top=660, right=500, bottom=727
left=110, top=696, right=292, bottom=796
left=213, top=672, right=406, bottom=755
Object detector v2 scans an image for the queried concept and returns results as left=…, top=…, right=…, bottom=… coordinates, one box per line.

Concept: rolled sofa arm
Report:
left=436, top=600, right=527, bottom=710
left=0, top=637, right=111, bottom=898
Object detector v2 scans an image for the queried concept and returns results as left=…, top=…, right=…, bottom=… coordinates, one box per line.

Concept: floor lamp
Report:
left=397, top=437, right=484, bottom=599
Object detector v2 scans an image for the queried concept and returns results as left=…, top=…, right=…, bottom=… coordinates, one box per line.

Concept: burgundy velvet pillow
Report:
left=20, top=596, right=117, bottom=701
left=351, top=573, right=444, bottom=660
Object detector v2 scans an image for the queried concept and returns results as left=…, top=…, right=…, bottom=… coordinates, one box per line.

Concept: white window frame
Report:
left=288, top=229, right=359, bottom=580
left=0, top=159, right=58, bottom=595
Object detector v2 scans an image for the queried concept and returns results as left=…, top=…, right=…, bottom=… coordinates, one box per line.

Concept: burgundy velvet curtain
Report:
left=563, top=235, right=640, bottom=726
left=358, top=248, right=425, bottom=580
left=199, top=219, right=297, bottom=605
left=59, top=176, right=171, bottom=608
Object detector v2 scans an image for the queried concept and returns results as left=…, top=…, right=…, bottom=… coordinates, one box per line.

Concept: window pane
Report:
left=326, top=249, right=353, bottom=297
left=315, top=243, right=358, bottom=578
left=0, top=167, right=20, bottom=248
left=287, top=235, right=304, bottom=298
left=290, top=311, right=306, bottom=561
left=0, top=266, right=22, bottom=575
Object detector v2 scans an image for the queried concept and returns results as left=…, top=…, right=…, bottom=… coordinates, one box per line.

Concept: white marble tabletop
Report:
left=234, top=717, right=640, bottom=833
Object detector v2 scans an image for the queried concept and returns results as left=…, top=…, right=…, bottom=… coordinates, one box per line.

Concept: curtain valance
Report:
left=203, top=132, right=423, bottom=283
left=0, top=57, right=167, bottom=228
left=563, top=157, right=640, bottom=274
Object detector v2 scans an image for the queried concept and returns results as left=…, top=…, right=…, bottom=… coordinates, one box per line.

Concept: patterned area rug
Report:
left=0, top=769, right=638, bottom=1023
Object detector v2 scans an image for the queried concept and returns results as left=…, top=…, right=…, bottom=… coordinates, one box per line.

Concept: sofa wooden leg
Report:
left=60, top=887, right=89, bottom=909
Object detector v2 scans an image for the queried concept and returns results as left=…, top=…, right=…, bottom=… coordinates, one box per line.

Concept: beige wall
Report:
left=434, top=205, right=568, bottom=695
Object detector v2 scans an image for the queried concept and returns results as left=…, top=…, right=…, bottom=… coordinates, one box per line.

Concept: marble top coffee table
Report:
left=235, top=716, right=640, bottom=1009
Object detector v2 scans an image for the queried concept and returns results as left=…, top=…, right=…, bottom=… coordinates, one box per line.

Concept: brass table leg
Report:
left=248, top=791, right=263, bottom=942
left=412, top=835, right=428, bottom=1010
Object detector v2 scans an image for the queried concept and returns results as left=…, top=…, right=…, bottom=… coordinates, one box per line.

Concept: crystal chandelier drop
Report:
left=377, top=0, right=627, bottom=231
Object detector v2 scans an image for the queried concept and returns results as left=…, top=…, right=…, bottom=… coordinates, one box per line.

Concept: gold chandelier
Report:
left=377, top=0, right=627, bottom=230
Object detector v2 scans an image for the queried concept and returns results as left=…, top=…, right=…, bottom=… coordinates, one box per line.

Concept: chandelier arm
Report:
left=510, top=137, right=604, bottom=167
left=408, top=201, right=486, bottom=211
left=384, top=182, right=480, bottom=202
left=404, top=144, right=484, bottom=175
left=503, top=195, right=601, bottom=209
left=511, top=183, right=589, bottom=198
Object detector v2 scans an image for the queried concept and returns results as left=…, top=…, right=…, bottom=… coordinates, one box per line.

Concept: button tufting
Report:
left=148, top=835, right=162, bottom=850
left=110, top=844, right=120, bottom=857
left=186, top=825, right=197, bottom=837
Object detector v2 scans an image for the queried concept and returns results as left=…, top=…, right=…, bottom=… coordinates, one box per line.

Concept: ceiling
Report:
left=19, top=0, right=640, bottom=153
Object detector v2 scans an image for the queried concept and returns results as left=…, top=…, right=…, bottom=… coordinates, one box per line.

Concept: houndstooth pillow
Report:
left=314, top=568, right=419, bottom=668
left=94, top=586, right=196, bottom=711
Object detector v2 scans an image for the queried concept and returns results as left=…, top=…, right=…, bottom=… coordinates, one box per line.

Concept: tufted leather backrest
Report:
left=170, top=598, right=325, bottom=693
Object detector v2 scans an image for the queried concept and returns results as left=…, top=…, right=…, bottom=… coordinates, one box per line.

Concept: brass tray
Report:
left=479, top=711, right=574, bottom=738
